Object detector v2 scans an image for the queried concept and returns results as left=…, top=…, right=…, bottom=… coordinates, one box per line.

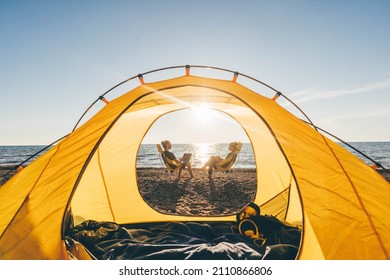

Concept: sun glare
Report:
left=195, top=142, right=213, bottom=166
left=191, top=103, right=215, bottom=123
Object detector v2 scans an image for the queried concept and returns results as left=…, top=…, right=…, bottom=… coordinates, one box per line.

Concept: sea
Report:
left=0, top=142, right=389, bottom=170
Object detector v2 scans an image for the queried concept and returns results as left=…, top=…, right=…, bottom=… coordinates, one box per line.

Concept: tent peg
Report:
left=16, top=165, right=24, bottom=172
left=370, top=164, right=379, bottom=169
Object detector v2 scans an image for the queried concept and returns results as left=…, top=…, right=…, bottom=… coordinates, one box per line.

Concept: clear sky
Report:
left=0, top=0, right=389, bottom=145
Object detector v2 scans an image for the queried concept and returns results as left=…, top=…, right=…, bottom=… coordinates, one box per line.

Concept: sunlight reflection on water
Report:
left=136, top=143, right=255, bottom=168
left=194, top=143, right=212, bottom=166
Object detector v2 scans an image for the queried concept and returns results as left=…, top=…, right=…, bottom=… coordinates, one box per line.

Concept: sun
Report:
left=190, top=103, right=216, bottom=123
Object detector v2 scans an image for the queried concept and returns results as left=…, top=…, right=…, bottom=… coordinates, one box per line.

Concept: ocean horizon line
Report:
left=1, top=142, right=389, bottom=170
left=1, top=140, right=390, bottom=147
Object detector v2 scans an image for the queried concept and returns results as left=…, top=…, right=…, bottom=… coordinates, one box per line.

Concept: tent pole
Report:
left=304, top=120, right=388, bottom=171
left=0, top=134, right=69, bottom=184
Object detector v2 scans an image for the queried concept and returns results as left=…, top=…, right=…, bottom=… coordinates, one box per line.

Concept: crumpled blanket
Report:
left=67, top=220, right=300, bottom=260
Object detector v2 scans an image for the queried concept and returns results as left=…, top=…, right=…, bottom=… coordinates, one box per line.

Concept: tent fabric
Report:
left=0, top=74, right=389, bottom=260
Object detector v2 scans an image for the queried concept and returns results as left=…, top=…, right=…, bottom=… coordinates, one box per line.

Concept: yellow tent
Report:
left=0, top=65, right=389, bottom=260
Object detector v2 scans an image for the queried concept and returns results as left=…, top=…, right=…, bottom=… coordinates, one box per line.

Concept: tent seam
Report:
left=321, top=135, right=389, bottom=259
left=97, top=148, right=116, bottom=221
left=0, top=141, right=64, bottom=240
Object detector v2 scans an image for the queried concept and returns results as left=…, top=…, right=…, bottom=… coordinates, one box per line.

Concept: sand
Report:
left=0, top=166, right=17, bottom=186
left=137, top=167, right=257, bottom=216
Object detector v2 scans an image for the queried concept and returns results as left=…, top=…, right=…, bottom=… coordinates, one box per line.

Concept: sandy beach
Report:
left=137, top=167, right=257, bottom=216
left=0, top=166, right=17, bottom=186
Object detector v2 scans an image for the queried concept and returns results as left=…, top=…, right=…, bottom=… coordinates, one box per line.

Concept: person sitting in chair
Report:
left=161, top=140, right=195, bottom=180
left=201, top=141, right=241, bottom=179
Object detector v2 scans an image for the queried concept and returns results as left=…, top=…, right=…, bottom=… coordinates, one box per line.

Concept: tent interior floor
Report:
left=66, top=220, right=301, bottom=260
